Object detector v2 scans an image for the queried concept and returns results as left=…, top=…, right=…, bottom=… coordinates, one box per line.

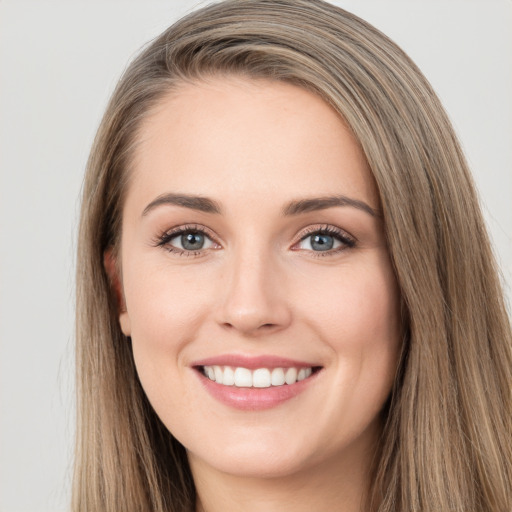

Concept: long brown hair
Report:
left=74, top=1, right=512, bottom=510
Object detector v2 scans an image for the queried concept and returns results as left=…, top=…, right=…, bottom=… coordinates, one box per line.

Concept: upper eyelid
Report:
left=294, top=224, right=356, bottom=243
left=160, top=224, right=217, bottom=241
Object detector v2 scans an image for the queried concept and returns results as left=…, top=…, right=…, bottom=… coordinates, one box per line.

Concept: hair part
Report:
left=74, top=1, right=512, bottom=510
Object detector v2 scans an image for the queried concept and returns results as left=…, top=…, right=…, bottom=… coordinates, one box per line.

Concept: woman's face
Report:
left=115, top=77, right=401, bottom=479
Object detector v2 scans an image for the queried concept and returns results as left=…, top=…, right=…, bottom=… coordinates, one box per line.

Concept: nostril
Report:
left=221, top=322, right=276, bottom=330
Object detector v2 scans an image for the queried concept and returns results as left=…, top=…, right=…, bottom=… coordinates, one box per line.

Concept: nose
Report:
left=216, top=250, right=292, bottom=336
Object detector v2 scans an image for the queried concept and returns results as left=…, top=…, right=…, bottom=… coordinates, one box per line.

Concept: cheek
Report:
left=296, top=255, right=401, bottom=416
left=122, top=264, right=215, bottom=419
left=296, top=257, right=401, bottom=351
left=123, top=259, right=213, bottom=335
left=298, top=258, right=401, bottom=437
left=120, top=261, right=213, bottom=390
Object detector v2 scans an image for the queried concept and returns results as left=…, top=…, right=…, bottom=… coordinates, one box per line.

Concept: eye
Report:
left=155, top=225, right=220, bottom=255
left=169, top=231, right=214, bottom=251
left=294, top=226, right=356, bottom=254
left=300, top=232, right=340, bottom=251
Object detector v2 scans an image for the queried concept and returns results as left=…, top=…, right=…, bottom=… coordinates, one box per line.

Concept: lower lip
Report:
left=195, top=369, right=320, bottom=411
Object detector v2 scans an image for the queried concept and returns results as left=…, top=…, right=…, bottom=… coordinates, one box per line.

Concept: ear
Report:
left=103, top=248, right=132, bottom=337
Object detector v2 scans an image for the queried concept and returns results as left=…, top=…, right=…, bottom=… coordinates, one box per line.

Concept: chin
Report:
left=189, top=445, right=314, bottom=479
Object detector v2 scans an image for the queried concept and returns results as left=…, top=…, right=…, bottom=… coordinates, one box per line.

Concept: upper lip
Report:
left=191, top=354, right=321, bottom=370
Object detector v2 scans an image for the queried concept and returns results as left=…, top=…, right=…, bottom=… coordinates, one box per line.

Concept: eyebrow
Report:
left=142, top=192, right=379, bottom=218
left=282, top=195, right=379, bottom=217
left=142, top=193, right=222, bottom=216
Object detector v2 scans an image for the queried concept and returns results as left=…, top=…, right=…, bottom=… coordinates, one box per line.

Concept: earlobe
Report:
left=119, top=311, right=132, bottom=337
left=103, top=248, right=131, bottom=336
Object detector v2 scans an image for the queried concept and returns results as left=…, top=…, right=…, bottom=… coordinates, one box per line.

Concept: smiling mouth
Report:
left=199, top=365, right=321, bottom=388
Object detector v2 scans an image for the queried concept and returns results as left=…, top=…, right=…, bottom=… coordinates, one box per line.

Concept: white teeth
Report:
left=271, top=368, right=285, bottom=386
left=234, top=367, right=252, bottom=387
left=223, top=366, right=235, bottom=386
left=202, top=365, right=314, bottom=388
left=285, top=367, right=297, bottom=384
left=297, top=368, right=313, bottom=381
left=214, top=365, right=223, bottom=383
left=253, top=368, right=271, bottom=388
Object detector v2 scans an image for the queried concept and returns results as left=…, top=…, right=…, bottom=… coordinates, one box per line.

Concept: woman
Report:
left=73, top=1, right=512, bottom=510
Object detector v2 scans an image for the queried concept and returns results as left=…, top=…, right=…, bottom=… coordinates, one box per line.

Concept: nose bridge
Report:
left=217, top=239, right=291, bottom=335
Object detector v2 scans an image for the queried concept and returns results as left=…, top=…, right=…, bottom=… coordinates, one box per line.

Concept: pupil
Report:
left=311, top=234, right=333, bottom=251
left=182, top=232, right=204, bottom=250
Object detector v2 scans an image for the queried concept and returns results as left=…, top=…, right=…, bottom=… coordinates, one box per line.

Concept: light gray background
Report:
left=1, top=1, right=510, bottom=511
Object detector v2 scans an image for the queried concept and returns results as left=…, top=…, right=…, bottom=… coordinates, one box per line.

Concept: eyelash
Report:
left=154, top=223, right=356, bottom=257
left=293, top=224, right=356, bottom=257
left=154, top=224, right=219, bottom=257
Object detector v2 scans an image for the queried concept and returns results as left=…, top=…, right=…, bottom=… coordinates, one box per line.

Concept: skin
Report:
left=111, top=77, right=401, bottom=512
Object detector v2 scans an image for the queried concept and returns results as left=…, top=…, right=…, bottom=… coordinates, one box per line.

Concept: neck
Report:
left=190, top=423, right=380, bottom=512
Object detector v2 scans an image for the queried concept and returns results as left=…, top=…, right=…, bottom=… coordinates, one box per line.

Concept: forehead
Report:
left=127, top=77, right=378, bottom=213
